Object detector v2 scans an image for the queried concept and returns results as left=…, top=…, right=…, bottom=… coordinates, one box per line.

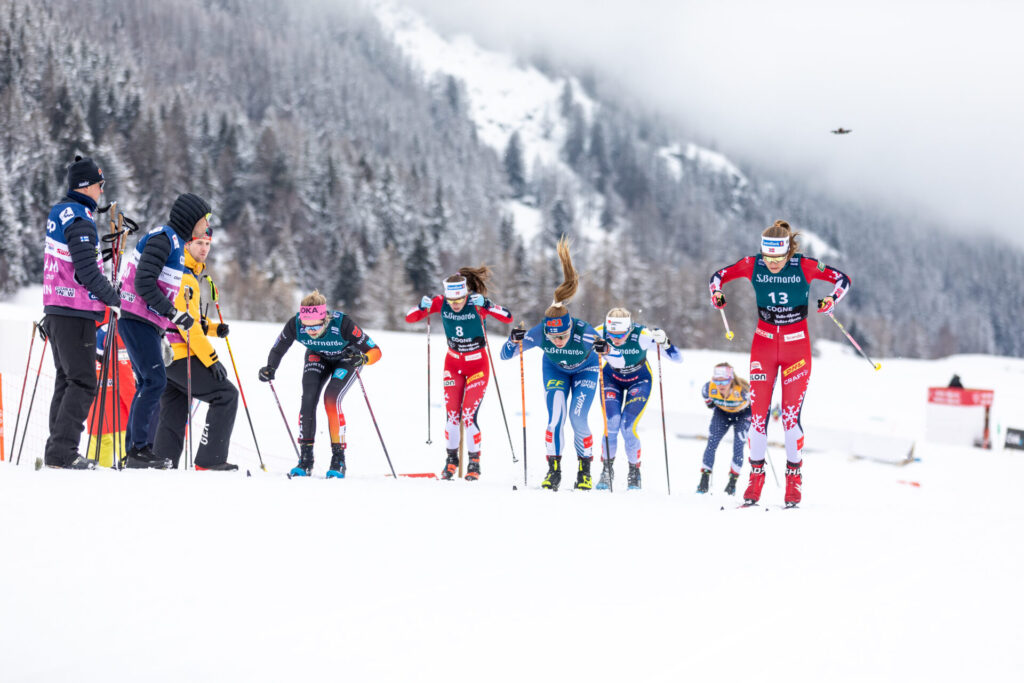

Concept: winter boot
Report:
left=574, top=457, right=593, bottom=490
left=464, top=453, right=481, bottom=481
left=290, top=443, right=314, bottom=477
left=541, top=456, right=562, bottom=491
left=742, top=459, right=766, bottom=505
left=724, top=471, right=739, bottom=496
left=696, top=468, right=711, bottom=494
left=595, top=458, right=614, bottom=490
left=784, top=460, right=803, bottom=507
left=124, top=445, right=172, bottom=470
left=440, top=449, right=460, bottom=480
left=326, top=443, right=347, bottom=479
left=627, top=463, right=642, bottom=490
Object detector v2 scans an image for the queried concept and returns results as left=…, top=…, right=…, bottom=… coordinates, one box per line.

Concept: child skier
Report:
left=697, top=363, right=751, bottom=495
left=405, top=266, right=513, bottom=480
left=258, top=290, right=381, bottom=478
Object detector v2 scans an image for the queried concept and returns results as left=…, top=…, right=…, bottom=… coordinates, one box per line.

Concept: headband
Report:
left=299, top=304, right=328, bottom=325
left=761, top=235, right=789, bottom=256
left=544, top=313, right=572, bottom=335
left=444, top=277, right=468, bottom=300
left=605, top=315, right=632, bottom=337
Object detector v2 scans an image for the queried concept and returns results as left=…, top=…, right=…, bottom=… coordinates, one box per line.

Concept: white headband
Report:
left=443, top=277, right=468, bottom=300
left=605, top=315, right=632, bottom=335
left=761, top=235, right=789, bottom=256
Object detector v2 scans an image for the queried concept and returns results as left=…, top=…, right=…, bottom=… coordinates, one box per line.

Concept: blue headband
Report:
left=543, top=314, right=571, bottom=335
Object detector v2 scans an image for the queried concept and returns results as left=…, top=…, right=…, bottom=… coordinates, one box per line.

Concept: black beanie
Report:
left=67, top=156, right=104, bottom=190
left=168, top=193, right=212, bottom=241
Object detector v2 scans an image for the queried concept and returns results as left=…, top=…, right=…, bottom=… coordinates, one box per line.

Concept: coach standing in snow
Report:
left=41, top=156, right=122, bottom=470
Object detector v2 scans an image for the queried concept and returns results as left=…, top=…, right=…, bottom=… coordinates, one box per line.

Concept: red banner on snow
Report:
left=927, top=387, right=994, bottom=407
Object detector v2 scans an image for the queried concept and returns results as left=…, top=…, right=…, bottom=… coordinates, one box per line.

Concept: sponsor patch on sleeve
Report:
left=817, top=261, right=826, bottom=272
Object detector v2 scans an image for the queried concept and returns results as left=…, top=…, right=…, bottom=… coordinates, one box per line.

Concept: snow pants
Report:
left=298, top=351, right=359, bottom=446
left=748, top=320, right=811, bottom=465
left=600, top=364, right=651, bottom=465
left=702, top=407, right=751, bottom=474
left=154, top=357, right=238, bottom=468
left=43, top=314, right=97, bottom=466
left=542, top=357, right=599, bottom=459
left=118, top=317, right=166, bottom=451
left=443, top=349, right=490, bottom=454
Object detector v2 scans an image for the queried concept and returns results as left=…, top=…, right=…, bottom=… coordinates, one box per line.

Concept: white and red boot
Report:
left=742, top=459, right=766, bottom=506
left=784, top=460, right=803, bottom=507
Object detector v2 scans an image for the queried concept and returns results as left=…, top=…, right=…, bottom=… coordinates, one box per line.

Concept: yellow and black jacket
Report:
left=166, top=249, right=222, bottom=368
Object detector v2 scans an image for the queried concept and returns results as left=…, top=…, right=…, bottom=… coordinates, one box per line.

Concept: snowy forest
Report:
left=1, top=0, right=1021, bottom=358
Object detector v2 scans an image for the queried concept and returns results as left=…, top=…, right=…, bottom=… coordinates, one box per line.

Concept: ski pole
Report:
left=8, top=322, right=38, bottom=463
left=518, top=338, right=527, bottom=487
left=719, top=309, right=734, bottom=341
left=656, top=345, right=672, bottom=495
left=764, top=446, right=780, bottom=488
left=596, top=353, right=613, bottom=492
left=184, top=287, right=194, bottom=470
left=484, top=325, right=518, bottom=464
left=354, top=368, right=397, bottom=478
left=209, top=286, right=267, bottom=471
left=88, top=316, right=117, bottom=464
left=425, top=317, right=432, bottom=445
left=15, top=337, right=48, bottom=466
left=267, top=379, right=302, bottom=460
left=827, top=312, right=881, bottom=371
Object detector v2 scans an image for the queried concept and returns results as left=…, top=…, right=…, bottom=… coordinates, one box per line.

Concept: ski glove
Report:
left=649, top=327, right=668, bottom=345
left=817, top=296, right=836, bottom=314
left=108, top=305, right=121, bottom=319
left=419, top=295, right=432, bottom=310
left=172, top=310, right=195, bottom=331
left=711, top=291, right=726, bottom=309
left=216, top=323, right=230, bottom=338
left=258, top=366, right=276, bottom=382
left=37, top=316, right=49, bottom=342
left=210, top=361, right=228, bottom=383
left=593, top=338, right=609, bottom=354
left=468, top=293, right=485, bottom=307
left=200, top=318, right=209, bottom=335
left=510, top=327, right=526, bottom=342
left=344, top=348, right=369, bottom=368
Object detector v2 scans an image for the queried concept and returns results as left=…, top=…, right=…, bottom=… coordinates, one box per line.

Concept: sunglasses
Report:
left=762, top=254, right=788, bottom=264
left=545, top=331, right=571, bottom=342
left=446, top=297, right=467, bottom=306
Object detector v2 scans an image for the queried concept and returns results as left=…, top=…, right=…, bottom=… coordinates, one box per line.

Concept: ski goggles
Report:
left=762, top=254, right=788, bottom=264
left=712, top=366, right=734, bottom=389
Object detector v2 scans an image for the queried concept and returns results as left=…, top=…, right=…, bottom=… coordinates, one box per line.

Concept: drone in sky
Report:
left=831, top=127, right=853, bottom=135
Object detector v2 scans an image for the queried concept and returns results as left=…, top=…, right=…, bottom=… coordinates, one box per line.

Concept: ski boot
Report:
left=326, top=443, right=347, bottom=479
left=440, top=449, right=459, bottom=480
left=724, top=471, right=739, bottom=496
left=595, top=458, right=614, bottom=490
left=541, top=456, right=562, bottom=491
left=124, top=445, right=172, bottom=470
left=195, top=462, right=239, bottom=471
left=696, top=468, right=711, bottom=494
left=290, top=443, right=315, bottom=477
left=464, top=453, right=481, bottom=481
left=574, top=457, right=593, bottom=490
left=742, top=459, right=766, bottom=506
left=627, top=463, right=641, bottom=490
left=784, top=460, right=802, bottom=508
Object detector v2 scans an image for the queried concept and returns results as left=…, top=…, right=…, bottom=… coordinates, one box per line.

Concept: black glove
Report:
left=37, top=317, right=49, bottom=342
left=593, top=338, right=609, bottom=354
left=200, top=318, right=209, bottom=335
left=344, top=347, right=369, bottom=368
left=172, top=310, right=195, bottom=331
left=258, top=366, right=276, bottom=382
left=216, top=323, right=230, bottom=338
left=210, top=361, right=228, bottom=382
left=510, top=327, right=526, bottom=342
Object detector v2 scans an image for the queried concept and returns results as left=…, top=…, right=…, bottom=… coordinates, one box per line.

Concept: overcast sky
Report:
left=395, top=0, right=1024, bottom=246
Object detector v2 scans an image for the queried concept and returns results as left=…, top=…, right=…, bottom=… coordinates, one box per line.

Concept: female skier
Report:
left=405, top=266, right=513, bottom=481
left=697, top=362, right=751, bottom=496
left=709, top=220, right=850, bottom=507
left=500, top=237, right=622, bottom=491
left=258, top=290, right=381, bottom=478
left=593, top=308, right=681, bottom=491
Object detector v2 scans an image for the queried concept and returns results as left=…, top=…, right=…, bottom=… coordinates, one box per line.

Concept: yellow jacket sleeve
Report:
left=170, top=272, right=221, bottom=368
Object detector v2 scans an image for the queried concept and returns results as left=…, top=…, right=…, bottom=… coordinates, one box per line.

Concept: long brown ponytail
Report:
left=545, top=236, right=579, bottom=318
left=453, top=265, right=492, bottom=296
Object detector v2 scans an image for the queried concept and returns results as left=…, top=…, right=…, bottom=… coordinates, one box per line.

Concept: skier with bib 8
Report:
left=405, top=266, right=513, bottom=481
left=709, top=220, right=850, bottom=507
left=258, top=290, right=382, bottom=478
left=500, top=237, right=623, bottom=491
left=594, top=308, right=681, bottom=491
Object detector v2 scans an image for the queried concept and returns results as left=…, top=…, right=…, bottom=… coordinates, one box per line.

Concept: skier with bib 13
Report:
left=708, top=220, right=850, bottom=507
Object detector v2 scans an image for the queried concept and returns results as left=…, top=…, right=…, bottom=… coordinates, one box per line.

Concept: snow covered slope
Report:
left=2, top=287, right=1023, bottom=681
